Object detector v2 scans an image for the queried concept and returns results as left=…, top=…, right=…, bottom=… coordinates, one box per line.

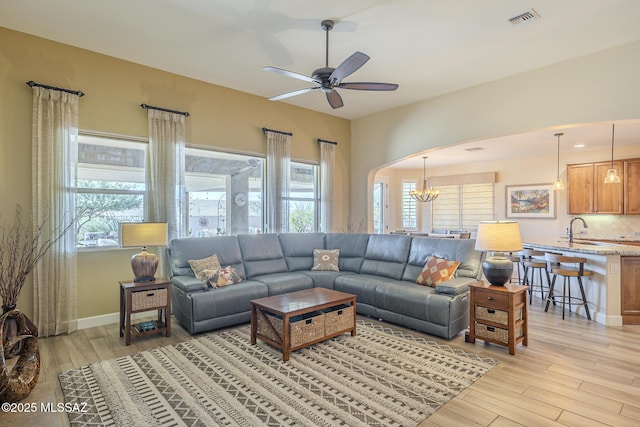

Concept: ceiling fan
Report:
left=263, top=19, right=399, bottom=109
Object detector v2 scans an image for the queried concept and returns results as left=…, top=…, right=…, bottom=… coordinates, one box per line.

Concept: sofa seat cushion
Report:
left=190, top=280, right=268, bottom=322
left=302, top=270, right=355, bottom=289
left=334, top=274, right=394, bottom=306
left=251, top=272, right=313, bottom=295
left=376, top=282, right=452, bottom=325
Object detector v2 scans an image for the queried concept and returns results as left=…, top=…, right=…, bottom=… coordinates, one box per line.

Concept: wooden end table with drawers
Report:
left=468, top=281, right=528, bottom=355
left=119, top=278, right=172, bottom=346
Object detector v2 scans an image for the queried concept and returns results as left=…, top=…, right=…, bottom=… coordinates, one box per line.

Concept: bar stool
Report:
left=521, top=249, right=552, bottom=304
left=544, top=253, right=592, bottom=320
left=506, top=251, right=522, bottom=284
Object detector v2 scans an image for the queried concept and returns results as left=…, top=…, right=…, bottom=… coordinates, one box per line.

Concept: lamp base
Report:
left=131, top=248, right=159, bottom=283
left=482, top=255, right=514, bottom=286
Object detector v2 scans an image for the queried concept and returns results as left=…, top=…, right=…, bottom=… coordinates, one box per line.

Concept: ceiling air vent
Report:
left=465, top=147, right=485, bottom=152
left=508, top=9, right=540, bottom=26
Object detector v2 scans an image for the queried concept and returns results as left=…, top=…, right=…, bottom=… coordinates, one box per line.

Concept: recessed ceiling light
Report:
left=573, top=144, right=585, bottom=148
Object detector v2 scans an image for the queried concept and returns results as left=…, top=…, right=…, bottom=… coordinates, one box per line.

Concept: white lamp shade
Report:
left=474, top=221, right=523, bottom=252
left=119, top=222, right=168, bottom=248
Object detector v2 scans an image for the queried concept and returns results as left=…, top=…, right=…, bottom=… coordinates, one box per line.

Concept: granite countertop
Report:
left=522, top=239, right=640, bottom=256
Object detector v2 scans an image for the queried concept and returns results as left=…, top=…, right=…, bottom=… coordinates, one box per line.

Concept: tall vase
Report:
left=0, top=309, right=40, bottom=402
left=1, top=305, right=38, bottom=359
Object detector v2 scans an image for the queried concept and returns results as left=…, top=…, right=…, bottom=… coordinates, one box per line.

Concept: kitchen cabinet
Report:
left=621, top=257, right=640, bottom=325
left=567, top=161, right=623, bottom=214
left=624, top=159, right=640, bottom=214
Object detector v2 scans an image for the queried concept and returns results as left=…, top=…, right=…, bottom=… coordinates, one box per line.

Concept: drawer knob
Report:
left=487, top=296, right=494, bottom=300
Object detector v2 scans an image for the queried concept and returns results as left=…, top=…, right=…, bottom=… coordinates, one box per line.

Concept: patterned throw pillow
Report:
left=188, top=254, right=222, bottom=282
left=416, top=256, right=460, bottom=287
left=311, top=249, right=340, bottom=272
left=203, top=266, right=243, bottom=288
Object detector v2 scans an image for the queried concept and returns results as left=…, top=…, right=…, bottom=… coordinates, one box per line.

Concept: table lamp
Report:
left=119, top=222, right=168, bottom=282
left=474, top=221, right=523, bottom=286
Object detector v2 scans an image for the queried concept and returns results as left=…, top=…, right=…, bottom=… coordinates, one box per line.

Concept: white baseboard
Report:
left=77, top=312, right=159, bottom=330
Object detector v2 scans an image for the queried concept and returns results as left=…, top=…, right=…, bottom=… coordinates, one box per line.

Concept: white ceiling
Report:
left=2, top=0, right=640, bottom=166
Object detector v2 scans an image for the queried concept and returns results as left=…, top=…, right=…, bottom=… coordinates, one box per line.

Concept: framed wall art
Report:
left=505, top=184, right=555, bottom=219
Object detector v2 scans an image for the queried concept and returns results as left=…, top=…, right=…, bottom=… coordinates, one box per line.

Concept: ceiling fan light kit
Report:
left=263, top=19, right=398, bottom=109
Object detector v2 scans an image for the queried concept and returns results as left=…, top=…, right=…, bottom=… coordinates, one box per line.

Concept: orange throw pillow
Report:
left=416, top=256, right=460, bottom=287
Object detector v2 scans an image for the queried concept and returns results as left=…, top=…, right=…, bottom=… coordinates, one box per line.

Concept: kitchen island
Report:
left=522, top=239, right=640, bottom=326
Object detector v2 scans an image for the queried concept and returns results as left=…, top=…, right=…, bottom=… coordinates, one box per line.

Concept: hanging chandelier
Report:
left=603, top=123, right=621, bottom=184
left=410, top=156, right=440, bottom=202
left=552, top=132, right=565, bottom=191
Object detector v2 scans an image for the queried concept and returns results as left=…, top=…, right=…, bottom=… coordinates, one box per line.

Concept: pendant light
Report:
left=410, top=157, right=440, bottom=202
left=552, top=132, right=565, bottom=191
left=603, top=124, right=621, bottom=184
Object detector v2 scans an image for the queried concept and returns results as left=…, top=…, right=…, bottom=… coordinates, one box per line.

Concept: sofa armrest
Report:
left=435, top=277, right=477, bottom=296
left=171, top=275, right=208, bottom=293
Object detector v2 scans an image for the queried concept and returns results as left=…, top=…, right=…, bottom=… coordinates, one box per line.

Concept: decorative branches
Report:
left=0, top=205, right=74, bottom=308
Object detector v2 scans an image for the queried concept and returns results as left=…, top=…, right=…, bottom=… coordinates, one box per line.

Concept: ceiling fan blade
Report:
left=338, top=82, right=399, bottom=91
left=268, top=87, right=319, bottom=102
left=326, top=90, right=344, bottom=109
left=263, top=66, right=319, bottom=84
left=329, top=51, right=370, bottom=84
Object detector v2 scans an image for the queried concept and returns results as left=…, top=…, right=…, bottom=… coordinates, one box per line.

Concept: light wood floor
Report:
left=4, top=297, right=640, bottom=427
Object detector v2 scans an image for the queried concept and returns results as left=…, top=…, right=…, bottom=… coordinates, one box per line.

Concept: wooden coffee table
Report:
left=250, top=288, right=356, bottom=361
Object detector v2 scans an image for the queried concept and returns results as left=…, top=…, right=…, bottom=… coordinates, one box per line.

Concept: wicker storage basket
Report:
left=257, top=311, right=326, bottom=347
left=323, top=304, right=354, bottom=335
left=475, top=306, right=522, bottom=325
left=474, top=322, right=523, bottom=344
left=131, top=288, right=167, bottom=311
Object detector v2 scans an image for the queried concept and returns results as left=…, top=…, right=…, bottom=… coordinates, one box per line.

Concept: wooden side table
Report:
left=119, top=278, right=172, bottom=346
left=468, top=281, right=528, bottom=355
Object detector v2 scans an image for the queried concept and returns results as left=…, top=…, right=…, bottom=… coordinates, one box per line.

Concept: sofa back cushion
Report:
left=324, top=233, right=370, bottom=273
left=360, top=234, right=412, bottom=280
left=278, top=233, right=326, bottom=271
left=168, top=236, right=246, bottom=279
left=237, top=234, right=288, bottom=278
left=402, top=237, right=482, bottom=282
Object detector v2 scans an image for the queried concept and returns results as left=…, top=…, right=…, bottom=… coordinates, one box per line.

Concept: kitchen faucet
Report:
left=568, top=217, right=588, bottom=244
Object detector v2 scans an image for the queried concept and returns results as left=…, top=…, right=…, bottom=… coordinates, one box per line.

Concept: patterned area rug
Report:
left=59, top=320, right=498, bottom=426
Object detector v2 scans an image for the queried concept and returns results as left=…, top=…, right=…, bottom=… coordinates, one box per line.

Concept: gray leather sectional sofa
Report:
left=167, top=233, right=484, bottom=339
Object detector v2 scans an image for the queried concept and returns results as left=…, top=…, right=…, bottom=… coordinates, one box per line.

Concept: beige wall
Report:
left=0, top=27, right=351, bottom=319
left=378, top=143, right=640, bottom=240
left=352, top=39, right=640, bottom=230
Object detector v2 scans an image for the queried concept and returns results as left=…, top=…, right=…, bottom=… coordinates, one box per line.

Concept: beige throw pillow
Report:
left=312, top=249, right=340, bottom=272
left=188, top=254, right=222, bottom=282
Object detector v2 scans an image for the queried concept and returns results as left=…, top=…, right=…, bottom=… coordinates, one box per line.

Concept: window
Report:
left=285, top=161, right=319, bottom=233
left=76, top=133, right=146, bottom=247
left=432, top=183, right=494, bottom=231
left=401, top=180, right=417, bottom=229
left=185, top=148, right=264, bottom=236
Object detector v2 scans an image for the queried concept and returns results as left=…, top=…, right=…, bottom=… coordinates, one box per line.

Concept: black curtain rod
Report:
left=26, top=80, right=85, bottom=97
left=140, top=103, right=190, bottom=117
left=261, top=127, right=293, bottom=136
left=317, top=138, right=338, bottom=145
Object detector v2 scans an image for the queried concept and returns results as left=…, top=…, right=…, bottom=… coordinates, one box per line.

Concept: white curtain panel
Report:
left=31, top=86, right=79, bottom=336
left=320, top=141, right=336, bottom=232
left=146, top=109, right=186, bottom=276
left=265, top=131, right=291, bottom=233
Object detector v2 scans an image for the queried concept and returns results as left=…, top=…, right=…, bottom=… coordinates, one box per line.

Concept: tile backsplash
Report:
left=572, top=215, right=640, bottom=239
